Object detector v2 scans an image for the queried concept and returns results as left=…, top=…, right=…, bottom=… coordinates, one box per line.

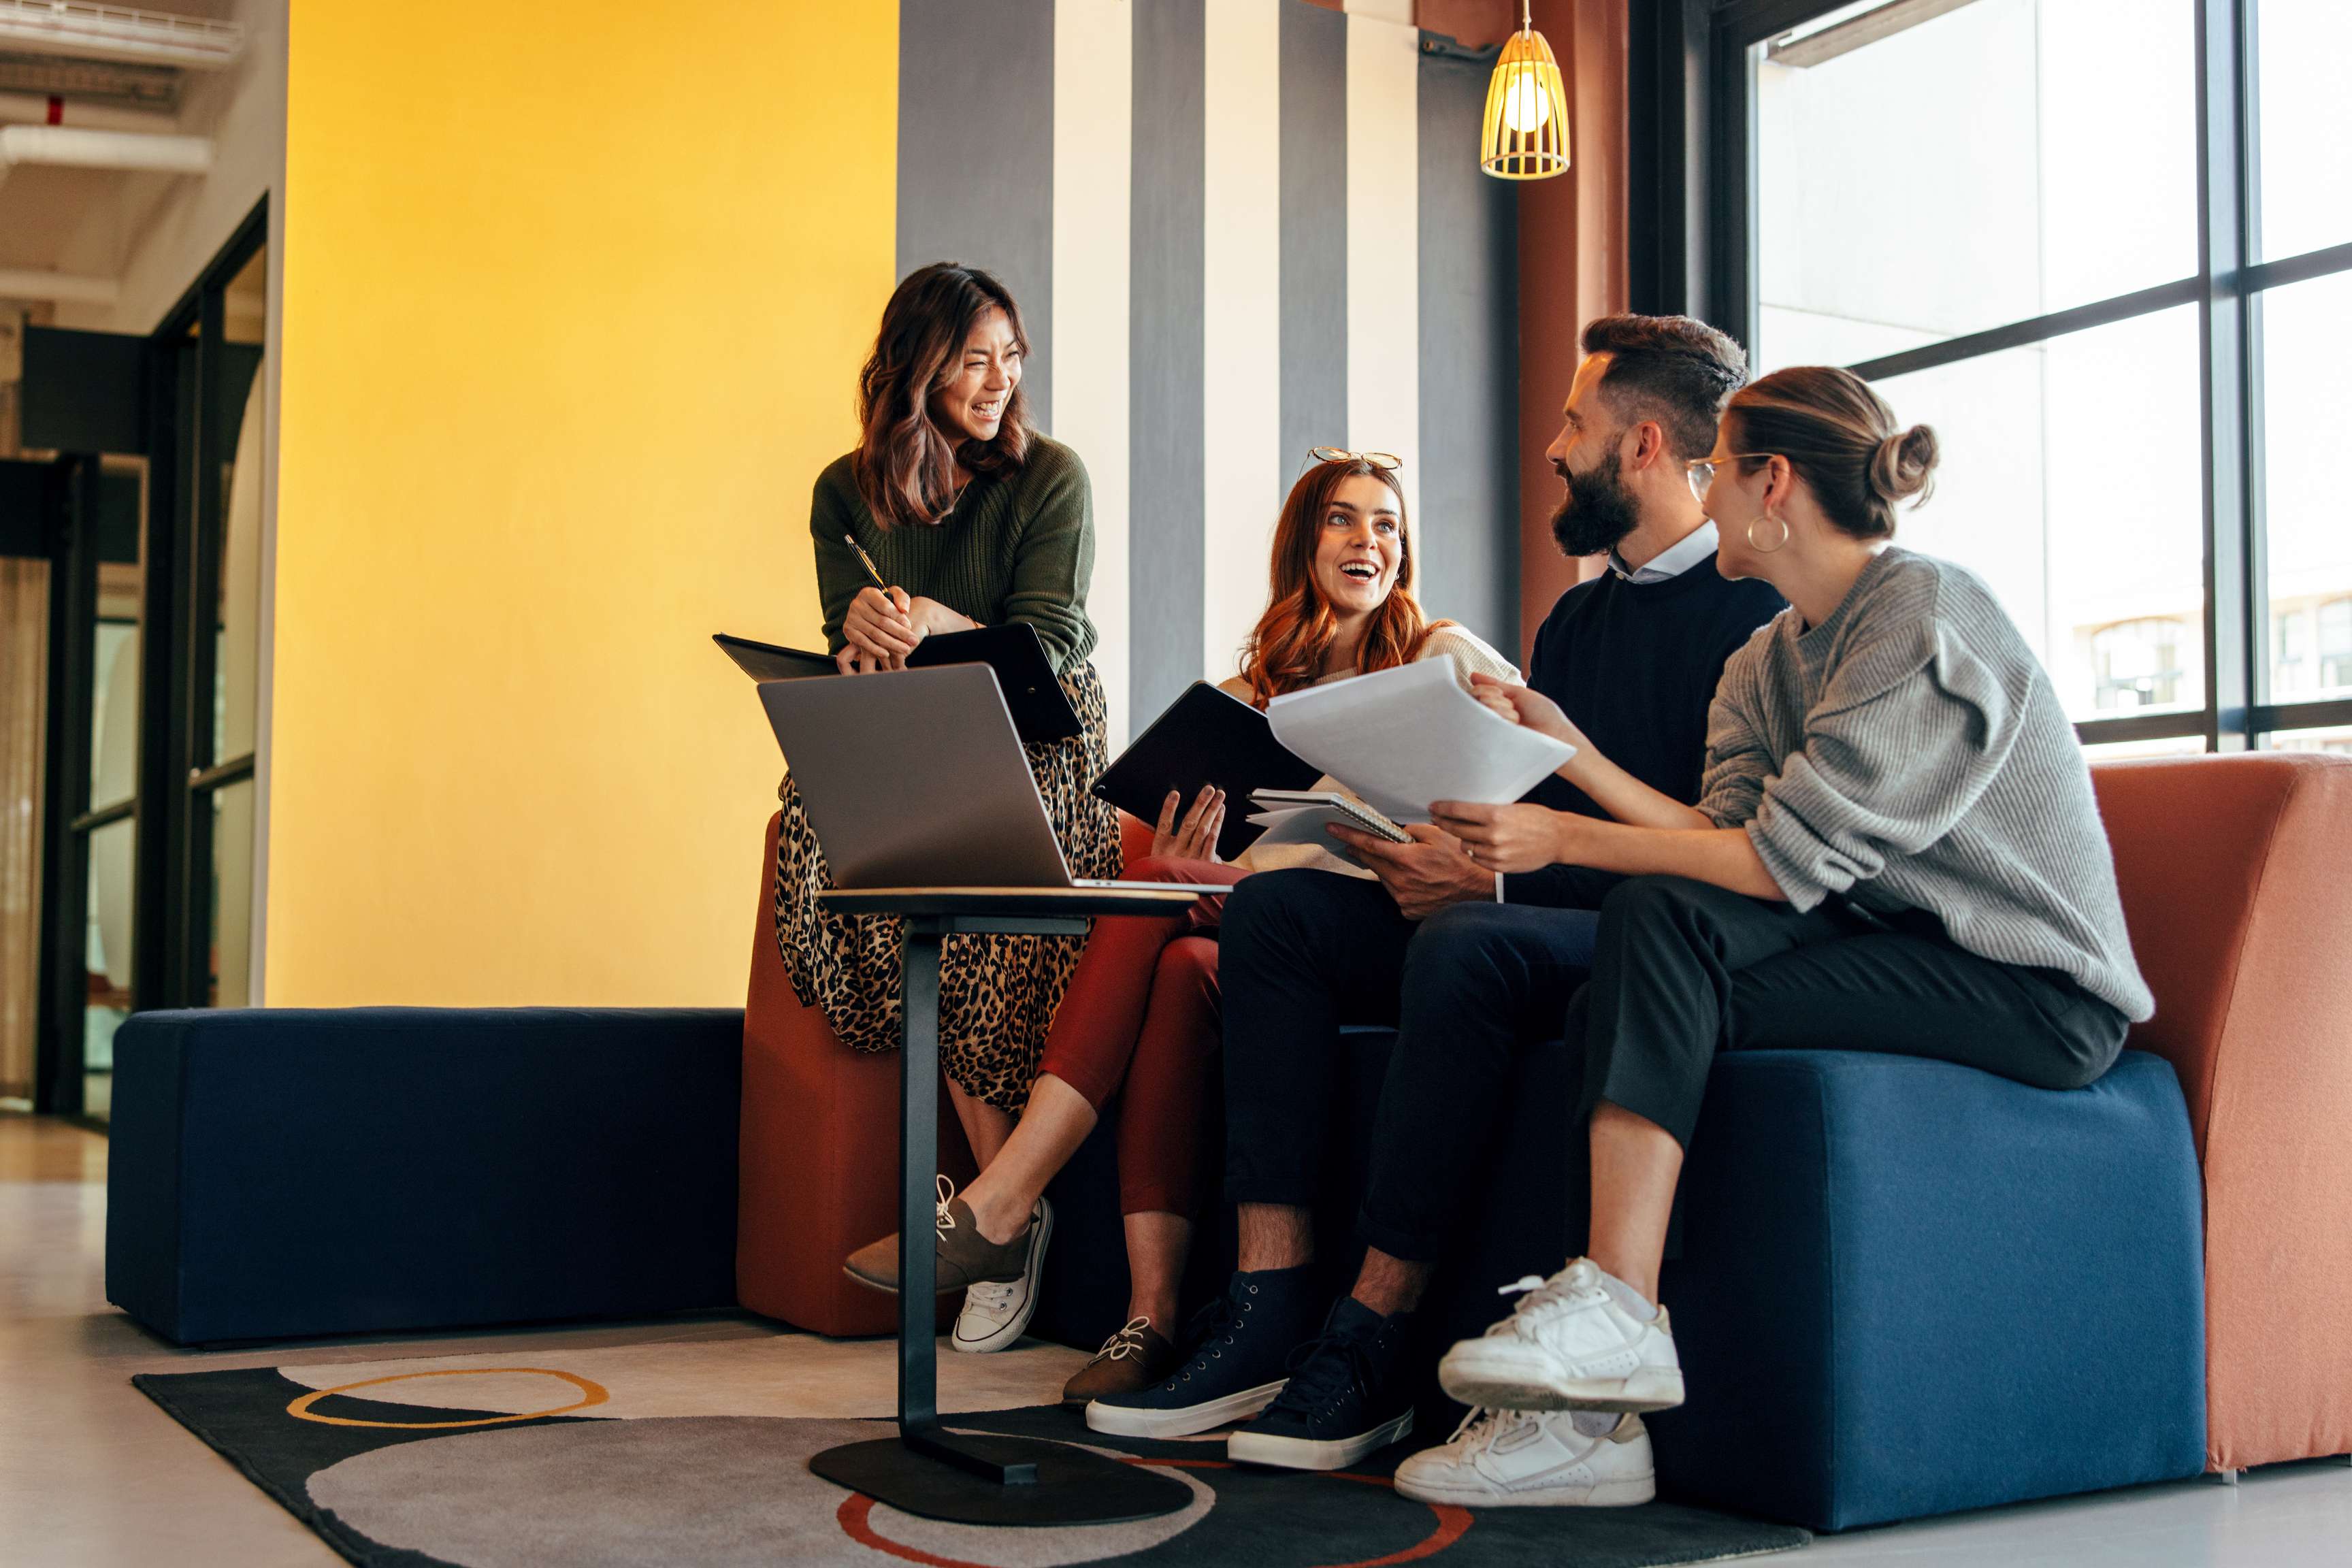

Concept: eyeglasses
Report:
left=1307, top=446, right=1403, bottom=472
left=1684, top=454, right=1774, bottom=505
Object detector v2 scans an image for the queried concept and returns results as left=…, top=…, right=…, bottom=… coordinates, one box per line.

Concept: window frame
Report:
left=1630, top=0, right=2352, bottom=751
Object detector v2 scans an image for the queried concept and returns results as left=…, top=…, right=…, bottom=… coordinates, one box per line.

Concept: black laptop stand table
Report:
left=807, top=885, right=1204, bottom=1526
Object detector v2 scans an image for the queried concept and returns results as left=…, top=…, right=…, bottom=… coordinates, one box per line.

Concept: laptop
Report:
left=757, top=662, right=1217, bottom=895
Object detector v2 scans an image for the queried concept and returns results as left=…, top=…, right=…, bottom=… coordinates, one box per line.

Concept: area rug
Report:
left=134, top=1339, right=1809, bottom=1567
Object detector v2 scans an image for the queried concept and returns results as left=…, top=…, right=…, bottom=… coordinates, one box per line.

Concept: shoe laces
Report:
left=1491, top=1259, right=1604, bottom=1334
left=1162, top=1282, right=1254, bottom=1388
left=932, top=1174, right=958, bottom=1246
left=1446, top=1405, right=1536, bottom=1454
left=1091, top=1316, right=1153, bottom=1366
left=1266, top=1324, right=1381, bottom=1420
left=964, top=1278, right=1017, bottom=1313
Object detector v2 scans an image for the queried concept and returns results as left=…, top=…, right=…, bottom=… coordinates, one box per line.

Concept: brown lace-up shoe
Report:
left=843, top=1176, right=1033, bottom=1296
left=1062, top=1316, right=1180, bottom=1407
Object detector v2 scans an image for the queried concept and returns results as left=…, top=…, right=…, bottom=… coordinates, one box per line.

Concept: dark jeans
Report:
left=1227, top=870, right=2131, bottom=1269
left=1220, top=870, right=1608, bottom=1258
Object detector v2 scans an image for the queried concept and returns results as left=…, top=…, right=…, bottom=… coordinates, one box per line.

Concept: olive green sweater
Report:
left=810, top=436, right=1098, bottom=674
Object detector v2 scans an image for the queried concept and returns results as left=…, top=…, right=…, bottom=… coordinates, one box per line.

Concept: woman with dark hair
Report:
left=774, top=262, right=1121, bottom=1354
left=844, top=450, right=1517, bottom=1392
left=1380, top=365, right=2152, bottom=1509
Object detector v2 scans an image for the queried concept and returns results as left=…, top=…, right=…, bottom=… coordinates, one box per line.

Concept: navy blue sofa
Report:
left=1033, top=1030, right=2208, bottom=1533
left=105, top=1007, right=742, bottom=1345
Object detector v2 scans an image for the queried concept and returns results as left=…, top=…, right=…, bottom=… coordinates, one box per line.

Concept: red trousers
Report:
left=1034, top=855, right=1247, bottom=1218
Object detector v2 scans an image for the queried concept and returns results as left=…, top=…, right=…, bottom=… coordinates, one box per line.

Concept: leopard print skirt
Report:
left=773, top=660, right=1122, bottom=1113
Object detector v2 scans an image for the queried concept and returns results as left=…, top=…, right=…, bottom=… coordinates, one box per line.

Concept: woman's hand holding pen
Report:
left=841, top=585, right=920, bottom=672
left=1152, top=786, right=1226, bottom=862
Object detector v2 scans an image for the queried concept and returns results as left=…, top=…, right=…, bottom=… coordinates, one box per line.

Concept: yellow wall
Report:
left=269, top=2, right=897, bottom=1004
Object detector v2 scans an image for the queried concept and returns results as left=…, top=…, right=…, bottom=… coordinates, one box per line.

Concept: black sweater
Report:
left=1503, top=555, right=1786, bottom=904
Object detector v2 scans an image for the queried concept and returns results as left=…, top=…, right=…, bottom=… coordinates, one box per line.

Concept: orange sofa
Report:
left=738, top=755, right=2352, bottom=1475
left=2091, top=753, right=2352, bottom=1473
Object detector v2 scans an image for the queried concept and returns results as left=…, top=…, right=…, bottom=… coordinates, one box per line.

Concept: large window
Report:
left=1634, top=0, right=2352, bottom=752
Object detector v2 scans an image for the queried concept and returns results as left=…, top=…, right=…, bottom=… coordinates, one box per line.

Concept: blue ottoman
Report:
left=106, top=1007, right=743, bottom=1345
left=1652, top=1049, right=2207, bottom=1529
left=1319, top=1036, right=2205, bottom=1532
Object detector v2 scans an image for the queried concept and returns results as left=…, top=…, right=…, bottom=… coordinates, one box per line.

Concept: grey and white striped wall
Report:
left=894, top=0, right=1593, bottom=744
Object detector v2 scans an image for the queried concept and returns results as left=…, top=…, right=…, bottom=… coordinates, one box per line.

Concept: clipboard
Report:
left=713, top=624, right=1082, bottom=745
left=1091, top=683, right=1324, bottom=862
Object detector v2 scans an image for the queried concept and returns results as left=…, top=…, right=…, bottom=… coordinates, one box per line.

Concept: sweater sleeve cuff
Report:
left=1744, top=816, right=1832, bottom=913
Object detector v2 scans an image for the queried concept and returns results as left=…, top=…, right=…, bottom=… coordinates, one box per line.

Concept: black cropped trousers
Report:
left=1222, top=870, right=2129, bottom=1266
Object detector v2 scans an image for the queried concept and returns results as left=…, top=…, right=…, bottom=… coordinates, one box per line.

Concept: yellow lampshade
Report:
left=1480, top=14, right=1569, bottom=181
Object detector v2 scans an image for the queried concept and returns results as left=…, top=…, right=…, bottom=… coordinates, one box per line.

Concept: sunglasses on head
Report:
left=1306, top=446, right=1403, bottom=474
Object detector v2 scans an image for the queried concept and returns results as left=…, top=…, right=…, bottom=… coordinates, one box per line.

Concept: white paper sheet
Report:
left=1262, top=658, right=1574, bottom=823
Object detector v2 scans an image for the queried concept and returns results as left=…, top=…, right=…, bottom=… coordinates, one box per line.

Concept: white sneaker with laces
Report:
left=949, top=1197, right=1054, bottom=1354
left=1394, top=1409, right=1655, bottom=1507
left=1437, top=1259, right=1683, bottom=1412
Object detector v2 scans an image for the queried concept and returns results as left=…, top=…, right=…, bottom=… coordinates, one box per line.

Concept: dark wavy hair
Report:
left=1236, top=458, right=1449, bottom=705
left=853, top=263, right=1034, bottom=529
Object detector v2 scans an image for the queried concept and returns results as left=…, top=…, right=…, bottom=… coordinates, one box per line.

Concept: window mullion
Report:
left=2193, top=0, right=2254, bottom=751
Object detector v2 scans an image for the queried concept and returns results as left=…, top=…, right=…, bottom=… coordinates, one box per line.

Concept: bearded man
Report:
left=1084, top=315, right=1786, bottom=1489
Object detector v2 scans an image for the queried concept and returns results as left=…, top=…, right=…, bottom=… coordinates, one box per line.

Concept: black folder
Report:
left=713, top=625, right=1081, bottom=745
left=1091, top=683, right=1323, bottom=862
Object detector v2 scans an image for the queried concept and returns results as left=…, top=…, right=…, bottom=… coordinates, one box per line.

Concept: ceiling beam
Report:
left=0, top=267, right=120, bottom=305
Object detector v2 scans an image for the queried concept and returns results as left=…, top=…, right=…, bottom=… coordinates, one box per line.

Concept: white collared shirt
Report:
left=1608, top=519, right=1720, bottom=584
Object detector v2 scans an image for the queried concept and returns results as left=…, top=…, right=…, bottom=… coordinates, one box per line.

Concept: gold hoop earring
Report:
left=1746, top=512, right=1791, bottom=554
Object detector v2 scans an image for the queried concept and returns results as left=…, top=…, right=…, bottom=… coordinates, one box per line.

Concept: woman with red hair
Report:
left=844, top=450, right=1516, bottom=1397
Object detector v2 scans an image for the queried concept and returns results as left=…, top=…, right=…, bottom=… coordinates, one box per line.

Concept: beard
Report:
left=1549, top=451, right=1640, bottom=559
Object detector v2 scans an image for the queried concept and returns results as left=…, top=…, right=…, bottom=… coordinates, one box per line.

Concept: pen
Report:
left=844, top=534, right=890, bottom=592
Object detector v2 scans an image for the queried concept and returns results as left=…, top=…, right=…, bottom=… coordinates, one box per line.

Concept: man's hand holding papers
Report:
left=1328, top=821, right=1497, bottom=918
left=1262, top=659, right=1575, bottom=826
left=1260, top=659, right=1580, bottom=906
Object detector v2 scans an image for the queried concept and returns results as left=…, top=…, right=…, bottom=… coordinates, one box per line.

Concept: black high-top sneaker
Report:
left=1085, top=1267, right=1324, bottom=1439
left=1225, top=1296, right=1416, bottom=1470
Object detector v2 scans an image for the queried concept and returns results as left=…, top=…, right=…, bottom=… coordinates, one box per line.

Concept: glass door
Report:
left=28, top=201, right=268, bottom=1119
left=78, top=461, right=146, bottom=1118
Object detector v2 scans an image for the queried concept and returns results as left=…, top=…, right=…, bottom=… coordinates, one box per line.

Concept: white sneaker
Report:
left=1395, top=1409, right=1656, bottom=1507
left=1437, top=1260, right=1683, bottom=1412
left=949, top=1197, right=1053, bottom=1354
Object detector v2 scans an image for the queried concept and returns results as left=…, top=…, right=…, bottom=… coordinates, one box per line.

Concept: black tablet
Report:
left=910, top=625, right=1081, bottom=744
left=1092, top=683, right=1323, bottom=861
left=713, top=624, right=1081, bottom=746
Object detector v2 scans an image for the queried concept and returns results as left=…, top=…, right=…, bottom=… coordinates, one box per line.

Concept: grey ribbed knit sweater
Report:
left=811, top=435, right=1097, bottom=674
left=1698, top=547, right=2154, bottom=1020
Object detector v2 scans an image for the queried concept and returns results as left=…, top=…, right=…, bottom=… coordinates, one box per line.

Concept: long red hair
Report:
left=1236, top=458, right=1448, bottom=706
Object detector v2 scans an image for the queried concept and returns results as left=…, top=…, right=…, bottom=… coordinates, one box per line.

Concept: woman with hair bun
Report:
left=1391, top=365, right=2153, bottom=1509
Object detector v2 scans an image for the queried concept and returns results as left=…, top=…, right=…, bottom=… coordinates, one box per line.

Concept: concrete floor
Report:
left=5, top=1113, right=2348, bottom=1567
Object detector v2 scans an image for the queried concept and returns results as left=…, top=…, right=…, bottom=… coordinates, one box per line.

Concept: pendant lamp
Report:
left=1480, top=1, right=1570, bottom=180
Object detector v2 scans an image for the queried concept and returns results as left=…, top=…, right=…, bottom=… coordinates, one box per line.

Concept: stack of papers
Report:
left=1261, top=658, right=1575, bottom=823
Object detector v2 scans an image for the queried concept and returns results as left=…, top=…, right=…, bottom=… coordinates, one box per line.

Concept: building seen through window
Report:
left=1748, top=0, right=2352, bottom=753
